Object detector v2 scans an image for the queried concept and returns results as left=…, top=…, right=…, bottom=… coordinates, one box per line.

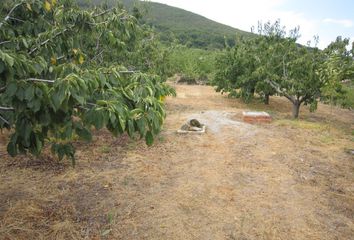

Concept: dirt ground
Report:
left=0, top=84, right=353, bottom=240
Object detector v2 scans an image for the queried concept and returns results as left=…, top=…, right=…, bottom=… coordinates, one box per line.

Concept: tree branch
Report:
left=0, top=2, right=25, bottom=29
left=9, top=16, right=25, bottom=23
left=57, top=55, right=65, bottom=60
left=29, top=9, right=126, bottom=56
left=77, top=106, right=90, bottom=111
left=0, top=106, right=14, bottom=111
left=25, top=78, right=55, bottom=83
left=119, top=70, right=140, bottom=74
left=0, top=114, right=10, bottom=126
left=75, top=103, right=97, bottom=111
left=265, top=79, right=295, bottom=103
left=120, top=16, right=129, bottom=21
left=90, top=50, right=104, bottom=62
left=87, top=21, right=109, bottom=26
left=29, top=28, right=70, bottom=55
left=93, top=10, right=126, bottom=20
left=96, top=32, right=103, bottom=51
left=0, top=40, right=11, bottom=46
left=0, top=86, right=6, bottom=93
left=93, top=8, right=115, bottom=18
left=299, top=94, right=311, bottom=104
left=282, top=55, right=288, bottom=79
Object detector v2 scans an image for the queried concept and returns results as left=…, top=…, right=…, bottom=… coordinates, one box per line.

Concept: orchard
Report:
left=212, top=21, right=354, bottom=118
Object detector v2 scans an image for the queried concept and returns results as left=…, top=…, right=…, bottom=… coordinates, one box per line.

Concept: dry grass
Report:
left=0, top=84, right=353, bottom=240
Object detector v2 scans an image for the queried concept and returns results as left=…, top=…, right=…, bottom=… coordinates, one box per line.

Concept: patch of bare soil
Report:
left=0, top=83, right=353, bottom=240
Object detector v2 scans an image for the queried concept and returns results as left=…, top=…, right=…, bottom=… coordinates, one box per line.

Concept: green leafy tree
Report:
left=264, top=32, right=353, bottom=118
left=213, top=21, right=293, bottom=104
left=213, top=37, right=258, bottom=102
left=168, top=45, right=219, bottom=84
left=319, top=37, right=354, bottom=107
left=0, top=0, right=175, bottom=163
left=213, top=20, right=350, bottom=118
left=265, top=39, right=323, bottom=118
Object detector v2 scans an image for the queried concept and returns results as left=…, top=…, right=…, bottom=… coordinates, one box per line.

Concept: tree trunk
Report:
left=264, top=94, right=270, bottom=105
left=292, top=101, right=300, bottom=119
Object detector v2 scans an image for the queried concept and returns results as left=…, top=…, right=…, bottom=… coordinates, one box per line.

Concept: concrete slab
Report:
left=177, top=125, right=206, bottom=134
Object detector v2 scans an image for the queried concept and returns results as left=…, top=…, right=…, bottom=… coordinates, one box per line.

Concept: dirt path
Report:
left=0, top=84, right=353, bottom=240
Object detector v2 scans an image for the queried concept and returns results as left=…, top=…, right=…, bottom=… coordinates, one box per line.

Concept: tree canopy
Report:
left=213, top=21, right=354, bottom=118
left=0, top=0, right=175, bottom=163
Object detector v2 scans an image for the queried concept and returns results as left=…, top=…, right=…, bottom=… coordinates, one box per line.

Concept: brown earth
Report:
left=0, top=84, right=353, bottom=240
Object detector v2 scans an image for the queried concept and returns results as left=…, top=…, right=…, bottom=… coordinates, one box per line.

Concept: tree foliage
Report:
left=167, top=45, right=220, bottom=84
left=0, top=0, right=175, bottom=163
left=213, top=20, right=354, bottom=118
left=319, top=37, right=354, bottom=107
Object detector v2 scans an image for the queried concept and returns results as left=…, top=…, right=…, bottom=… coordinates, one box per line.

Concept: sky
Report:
left=151, top=0, right=354, bottom=49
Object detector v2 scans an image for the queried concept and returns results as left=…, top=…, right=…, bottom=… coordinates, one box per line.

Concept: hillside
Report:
left=76, top=0, right=254, bottom=49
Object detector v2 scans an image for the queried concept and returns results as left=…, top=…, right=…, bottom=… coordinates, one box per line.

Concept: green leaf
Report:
left=130, top=108, right=143, bottom=119
left=39, top=110, right=51, bottom=126
left=21, top=123, right=32, bottom=147
left=0, top=60, right=5, bottom=74
left=51, top=143, right=76, bottom=165
left=6, top=82, right=17, bottom=96
left=25, top=85, right=35, bottom=101
left=51, top=93, right=61, bottom=111
left=4, top=54, right=14, bottom=67
left=145, top=131, right=154, bottom=146
left=35, top=135, right=43, bottom=154
left=22, top=38, right=28, bottom=48
left=16, top=87, right=25, bottom=101
left=136, top=118, right=145, bottom=136
left=118, top=116, right=126, bottom=131
left=7, top=139, right=17, bottom=157
left=28, top=99, right=41, bottom=112
left=127, top=120, right=134, bottom=137
left=90, top=111, right=105, bottom=129
left=76, top=126, right=92, bottom=142
left=109, top=112, right=117, bottom=125
left=33, top=63, right=43, bottom=74
left=51, top=88, right=65, bottom=111
left=72, top=93, right=85, bottom=105
left=30, top=134, right=43, bottom=156
left=35, top=87, right=43, bottom=98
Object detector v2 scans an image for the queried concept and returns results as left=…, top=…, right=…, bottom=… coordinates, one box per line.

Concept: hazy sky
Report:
left=151, top=0, right=354, bottom=49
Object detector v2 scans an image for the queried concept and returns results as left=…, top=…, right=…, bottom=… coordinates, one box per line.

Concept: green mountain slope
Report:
left=125, top=1, right=253, bottom=49
left=76, top=0, right=254, bottom=49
